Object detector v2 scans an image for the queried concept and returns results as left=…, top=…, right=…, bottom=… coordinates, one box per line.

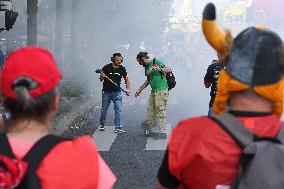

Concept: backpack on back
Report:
left=165, top=71, right=176, bottom=90
left=153, top=58, right=176, bottom=90
left=210, top=113, right=284, bottom=189
left=0, top=134, right=70, bottom=189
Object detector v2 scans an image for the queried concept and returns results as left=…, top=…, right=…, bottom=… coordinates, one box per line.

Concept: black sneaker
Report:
left=153, top=133, right=167, bottom=140
left=145, top=129, right=155, bottom=137
left=114, top=128, right=126, bottom=133
left=98, top=125, right=106, bottom=131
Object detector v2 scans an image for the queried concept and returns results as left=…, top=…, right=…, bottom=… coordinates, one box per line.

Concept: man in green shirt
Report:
left=135, top=52, right=171, bottom=140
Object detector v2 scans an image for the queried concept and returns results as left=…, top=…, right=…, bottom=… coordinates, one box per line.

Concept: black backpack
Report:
left=210, top=113, right=284, bottom=189
left=0, top=134, right=70, bottom=189
left=153, top=58, right=176, bottom=90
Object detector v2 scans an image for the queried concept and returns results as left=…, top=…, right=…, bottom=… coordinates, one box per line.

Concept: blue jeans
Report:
left=100, top=91, right=122, bottom=128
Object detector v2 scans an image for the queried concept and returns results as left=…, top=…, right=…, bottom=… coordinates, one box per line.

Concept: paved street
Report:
left=58, top=69, right=208, bottom=189
left=60, top=80, right=207, bottom=188
left=60, top=95, right=175, bottom=188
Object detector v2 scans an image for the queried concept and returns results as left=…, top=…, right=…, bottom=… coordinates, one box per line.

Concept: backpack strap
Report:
left=276, top=123, right=284, bottom=144
left=0, top=134, right=70, bottom=189
left=154, top=58, right=166, bottom=79
left=209, top=113, right=254, bottom=149
left=19, top=135, right=71, bottom=189
left=23, top=135, right=70, bottom=169
left=153, top=58, right=161, bottom=76
left=0, top=134, right=16, bottom=158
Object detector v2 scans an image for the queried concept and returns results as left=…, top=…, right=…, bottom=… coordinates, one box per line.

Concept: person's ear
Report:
left=52, top=94, right=60, bottom=111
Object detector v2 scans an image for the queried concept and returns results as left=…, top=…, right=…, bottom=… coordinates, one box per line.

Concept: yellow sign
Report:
left=223, top=1, right=247, bottom=23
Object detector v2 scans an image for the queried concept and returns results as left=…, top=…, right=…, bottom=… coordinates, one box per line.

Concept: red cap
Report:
left=0, top=46, right=62, bottom=98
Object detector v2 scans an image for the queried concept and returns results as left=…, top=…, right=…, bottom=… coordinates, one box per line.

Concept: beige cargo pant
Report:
left=147, top=90, right=169, bottom=133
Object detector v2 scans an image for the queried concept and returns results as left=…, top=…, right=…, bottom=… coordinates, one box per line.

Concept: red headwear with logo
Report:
left=0, top=46, right=62, bottom=98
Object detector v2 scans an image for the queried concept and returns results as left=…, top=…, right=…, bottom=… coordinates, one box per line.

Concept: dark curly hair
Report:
left=136, top=52, right=149, bottom=60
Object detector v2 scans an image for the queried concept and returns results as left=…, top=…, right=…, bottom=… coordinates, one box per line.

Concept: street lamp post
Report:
left=27, top=0, right=38, bottom=45
left=55, top=0, right=63, bottom=67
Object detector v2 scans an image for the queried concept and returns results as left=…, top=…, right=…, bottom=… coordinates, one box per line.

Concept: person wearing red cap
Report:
left=0, top=46, right=116, bottom=189
left=156, top=3, right=284, bottom=189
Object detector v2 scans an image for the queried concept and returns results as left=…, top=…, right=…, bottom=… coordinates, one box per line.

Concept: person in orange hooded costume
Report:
left=156, top=3, right=284, bottom=189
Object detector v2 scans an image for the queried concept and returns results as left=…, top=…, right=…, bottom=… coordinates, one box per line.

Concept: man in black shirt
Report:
left=99, top=53, right=130, bottom=133
left=204, top=59, right=224, bottom=115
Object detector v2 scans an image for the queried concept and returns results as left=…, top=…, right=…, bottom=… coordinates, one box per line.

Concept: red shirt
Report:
left=9, top=135, right=116, bottom=189
left=168, top=114, right=281, bottom=189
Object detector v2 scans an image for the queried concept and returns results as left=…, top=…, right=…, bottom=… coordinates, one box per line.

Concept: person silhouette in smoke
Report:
left=98, top=52, right=130, bottom=133
left=204, top=56, right=224, bottom=115
left=135, top=52, right=172, bottom=140
left=156, top=3, right=284, bottom=189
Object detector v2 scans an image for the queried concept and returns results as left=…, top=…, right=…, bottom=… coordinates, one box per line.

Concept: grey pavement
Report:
left=53, top=94, right=100, bottom=135
left=56, top=79, right=207, bottom=188
left=57, top=93, right=180, bottom=189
